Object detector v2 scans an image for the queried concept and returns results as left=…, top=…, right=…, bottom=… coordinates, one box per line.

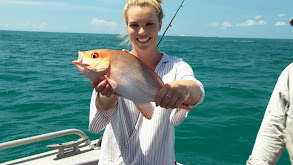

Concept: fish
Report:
left=72, top=49, right=192, bottom=120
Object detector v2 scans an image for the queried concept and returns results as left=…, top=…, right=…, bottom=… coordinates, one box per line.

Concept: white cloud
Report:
left=221, top=22, right=232, bottom=29
left=278, top=13, right=286, bottom=17
left=236, top=19, right=255, bottom=26
left=0, top=0, right=69, bottom=7
left=275, top=21, right=287, bottom=26
left=0, top=0, right=102, bottom=11
left=209, top=18, right=267, bottom=30
left=208, top=22, right=220, bottom=27
left=32, top=22, right=48, bottom=29
left=255, top=16, right=262, bottom=19
left=257, top=20, right=266, bottom=25
left=89, top=18, right=121, bottom=33
left=236, top=19, right=267, bottom=27
left=1, top=21, right=48, bottom=30
left=208, top=22, right=232, bottom=29
left=90, top=18, right=117, bottom=27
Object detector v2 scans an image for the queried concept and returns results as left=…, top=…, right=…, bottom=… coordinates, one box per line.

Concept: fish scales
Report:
left=72, top=49, right=192, bottom=120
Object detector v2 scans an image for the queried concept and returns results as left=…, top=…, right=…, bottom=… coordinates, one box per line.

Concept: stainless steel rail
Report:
left=0, top=129, right=91, bottom=150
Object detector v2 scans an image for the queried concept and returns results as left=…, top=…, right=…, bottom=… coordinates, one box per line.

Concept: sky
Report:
left=0, top=0, right=292, bottom=39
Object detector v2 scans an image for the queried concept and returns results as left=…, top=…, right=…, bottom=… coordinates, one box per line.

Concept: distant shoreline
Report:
left=179, top=35, right=193, bottom=37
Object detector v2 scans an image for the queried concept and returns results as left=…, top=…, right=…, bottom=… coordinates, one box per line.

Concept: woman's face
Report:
left=127, top=5, right=162, bottom=51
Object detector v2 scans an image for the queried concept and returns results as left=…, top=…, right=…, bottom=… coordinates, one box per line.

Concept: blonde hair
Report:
left=123, top=0, right=164, bottom=24
left=120, top=0, right=164, bottom=46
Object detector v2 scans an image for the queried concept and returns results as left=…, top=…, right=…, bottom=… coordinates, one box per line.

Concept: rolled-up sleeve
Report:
left=170, top=60, right=205, bottom=126
left=89, top=89, right=118, bottom=133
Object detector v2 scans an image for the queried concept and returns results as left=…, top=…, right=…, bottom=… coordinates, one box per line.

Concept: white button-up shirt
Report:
left=89, top=53, right=205, bottom=165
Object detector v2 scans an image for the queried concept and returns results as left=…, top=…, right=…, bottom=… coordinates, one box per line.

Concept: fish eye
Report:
left=91, top=53, right=98, bottom=59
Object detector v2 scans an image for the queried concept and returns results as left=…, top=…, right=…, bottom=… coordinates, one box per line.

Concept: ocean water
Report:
left=0, top=30, right=293, bottom=164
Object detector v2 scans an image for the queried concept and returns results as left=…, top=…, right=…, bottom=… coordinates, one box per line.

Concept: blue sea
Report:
left=0, top=30, right=293, bottom=164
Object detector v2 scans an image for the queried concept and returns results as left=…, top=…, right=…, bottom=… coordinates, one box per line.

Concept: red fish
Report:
left=72, top=49, right=192, bottom=119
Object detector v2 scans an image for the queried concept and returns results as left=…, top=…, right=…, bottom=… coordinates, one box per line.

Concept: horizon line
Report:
left=1, top=29, right=293, bottom=40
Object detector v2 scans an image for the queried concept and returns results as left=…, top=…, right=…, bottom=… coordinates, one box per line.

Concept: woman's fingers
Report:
left=155, top=84, right=169, bottom=107
left=171, top=96, right=185, bottom=109
left=90, top=79, right=101, bottom=88
left=155, top=83, right=178, bottom=109
left=155, top=81, right=191, bottom=109
left=91, top=79, right=114, bottom=98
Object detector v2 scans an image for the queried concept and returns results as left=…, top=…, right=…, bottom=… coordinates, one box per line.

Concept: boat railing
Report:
left=0, top=129, right=91, bottom=159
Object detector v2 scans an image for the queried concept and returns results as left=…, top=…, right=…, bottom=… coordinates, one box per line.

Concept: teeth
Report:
left=79, top=52, right=84, bottom=64
left=138, top=38, right=150, bottom=42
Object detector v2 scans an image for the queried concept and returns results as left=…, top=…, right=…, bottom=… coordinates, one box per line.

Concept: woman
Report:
left=89, top=0, right=205, bottom=164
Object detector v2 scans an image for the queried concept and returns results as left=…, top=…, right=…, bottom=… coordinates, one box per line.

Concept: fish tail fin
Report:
left=135, top=103, right=154, bottom=120
left=178, top=104, right=193, bottom=111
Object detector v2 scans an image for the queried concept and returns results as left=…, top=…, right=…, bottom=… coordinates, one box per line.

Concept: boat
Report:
left=0, top=129, right=183, bottom=165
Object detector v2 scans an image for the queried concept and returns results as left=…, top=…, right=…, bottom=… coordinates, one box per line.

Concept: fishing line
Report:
left=157, top=0, right=185, bottom=47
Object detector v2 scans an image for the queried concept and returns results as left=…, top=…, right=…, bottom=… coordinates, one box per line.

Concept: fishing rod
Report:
left=157, top=0, right=185, bottom=47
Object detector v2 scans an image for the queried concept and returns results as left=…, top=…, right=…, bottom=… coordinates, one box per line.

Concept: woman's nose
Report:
left=138, top=27, right=146, bottom=34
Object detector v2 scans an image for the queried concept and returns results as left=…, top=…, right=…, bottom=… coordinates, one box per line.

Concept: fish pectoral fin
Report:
left=178, top=104, right=193, bottom=111
left=93, top=60, right=110, bottom=72
left=135, top=103, right=154, bottom=120
left=104, top=75, right=117, bottom=89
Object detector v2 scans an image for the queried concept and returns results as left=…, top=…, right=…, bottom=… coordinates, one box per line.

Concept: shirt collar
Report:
left=160, top=52, right=170, bottom=64
left=155, top=52, right=170, bottom=73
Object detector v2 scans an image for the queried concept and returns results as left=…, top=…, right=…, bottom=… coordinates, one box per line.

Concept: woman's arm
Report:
left=155, top=59, right=204, bottom=109
left=155, top=59, right=205, bottom=126
left=88, top=79, right=119, bottom=133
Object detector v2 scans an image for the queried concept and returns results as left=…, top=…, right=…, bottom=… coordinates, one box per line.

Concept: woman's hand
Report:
left=91, top=79, right=116, bottom=98
left=154, top=80, right=201, bottom=109
left=90, top=78, right=119, bottom=110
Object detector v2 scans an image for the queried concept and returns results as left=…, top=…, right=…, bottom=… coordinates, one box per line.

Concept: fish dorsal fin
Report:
left=134, top=103, right=154, bottom=120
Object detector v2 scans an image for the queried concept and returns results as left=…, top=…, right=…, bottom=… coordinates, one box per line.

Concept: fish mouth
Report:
left=72, top=51, right=101, bottom=71
left=72, top=51, right=84, bottom=65
left=78, top=51, right=84, bottom=64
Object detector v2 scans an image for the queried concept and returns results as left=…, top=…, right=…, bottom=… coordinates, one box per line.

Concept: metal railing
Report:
left=0, top=129, right=90, bottom=150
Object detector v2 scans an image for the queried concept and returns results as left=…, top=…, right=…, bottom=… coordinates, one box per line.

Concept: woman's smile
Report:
left=137, top=37, right=151, bottom=43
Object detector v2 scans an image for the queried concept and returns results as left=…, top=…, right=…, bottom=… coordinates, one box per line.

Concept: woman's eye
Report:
left=92, top=53, right=98, bottom=58
left=130, top=24, right=138, bottom=28
left=146, top=22, right=154, bottom=26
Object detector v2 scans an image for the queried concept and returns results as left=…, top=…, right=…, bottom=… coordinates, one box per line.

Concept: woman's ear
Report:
left=159, top=20, right=162, bottom=31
